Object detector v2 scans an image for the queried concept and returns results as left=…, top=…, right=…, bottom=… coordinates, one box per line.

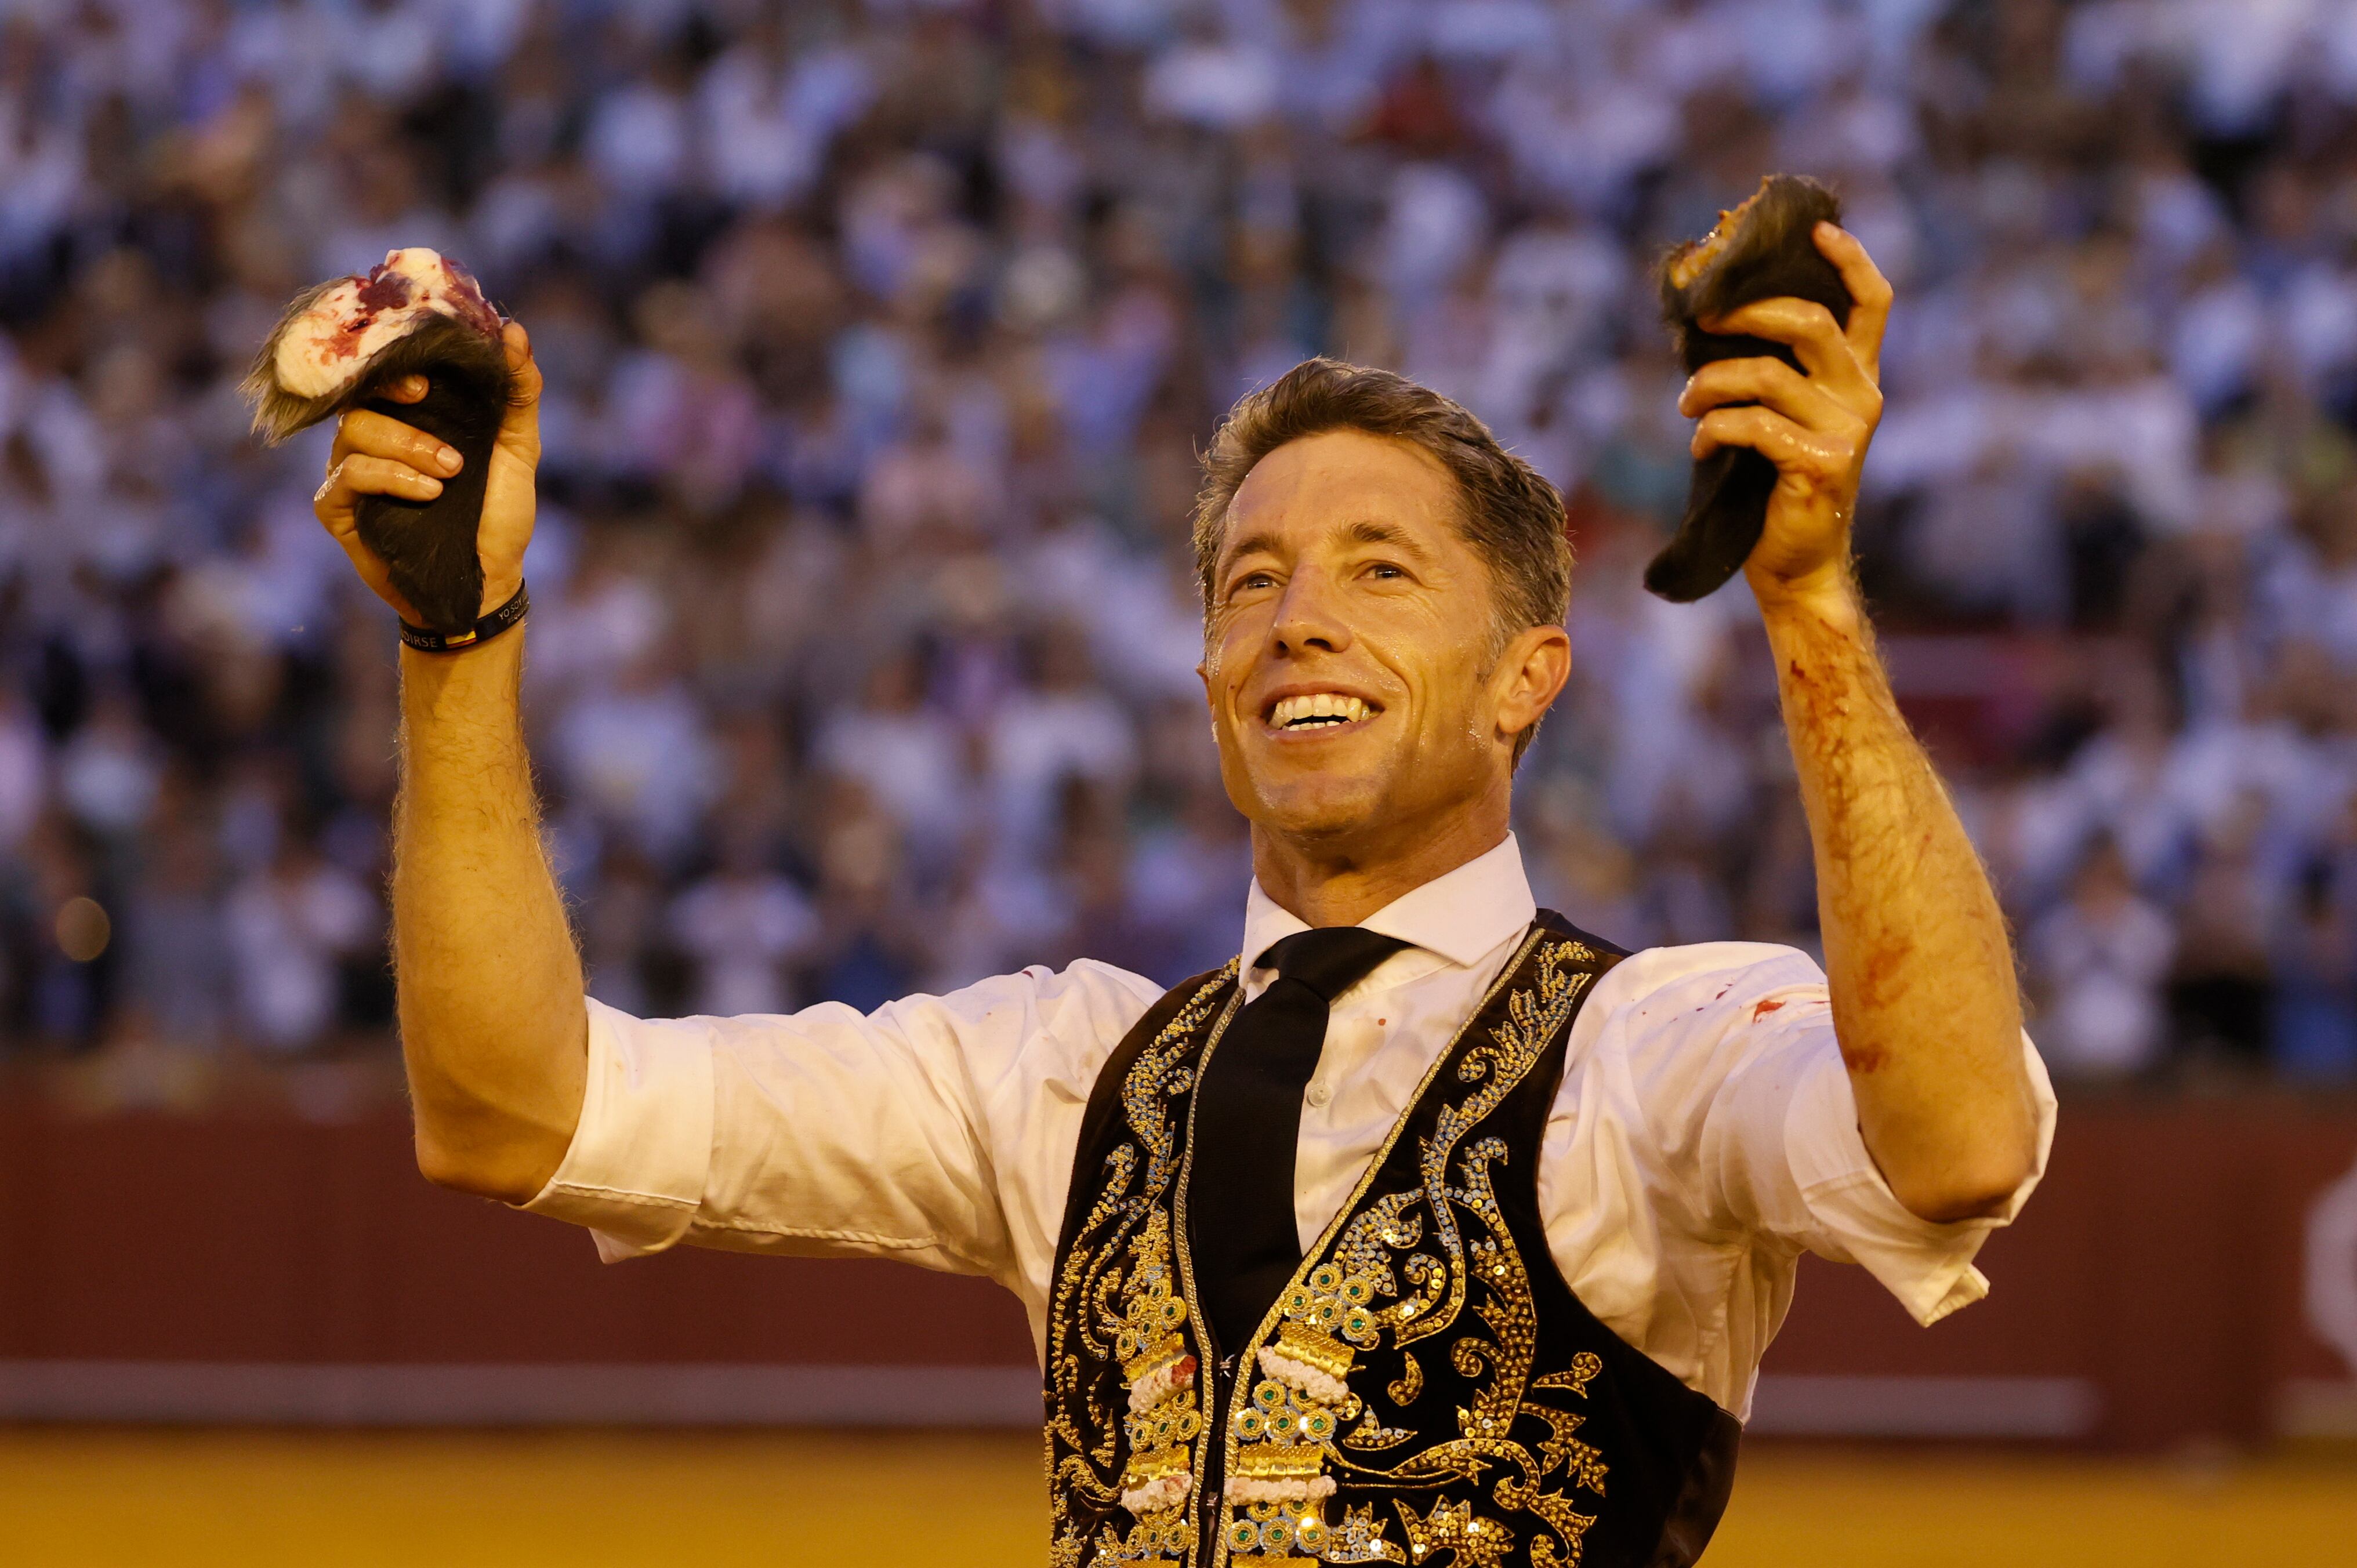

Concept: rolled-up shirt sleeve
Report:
left=520, top=962, right=1164, bottom=1295
left=1616, top=942, right=2057, bottom=1327
left=524, top=999, right=717, bottom=1262
left=1759, top=989, right=2054, bottom=1324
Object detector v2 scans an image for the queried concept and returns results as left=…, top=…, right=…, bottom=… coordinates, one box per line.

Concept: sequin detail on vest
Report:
left=1045, top=917, right=1740, bottom=1568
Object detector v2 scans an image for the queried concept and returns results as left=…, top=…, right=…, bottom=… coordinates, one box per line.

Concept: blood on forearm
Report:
left=1761, top=576, right=2035, bottom=1219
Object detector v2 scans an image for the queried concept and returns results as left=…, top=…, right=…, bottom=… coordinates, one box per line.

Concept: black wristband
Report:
left=398, top=582, right=529, bottom=653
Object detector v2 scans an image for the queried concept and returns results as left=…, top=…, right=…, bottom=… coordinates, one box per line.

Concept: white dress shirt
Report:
left=525, top=834, right=2057, bottom=1420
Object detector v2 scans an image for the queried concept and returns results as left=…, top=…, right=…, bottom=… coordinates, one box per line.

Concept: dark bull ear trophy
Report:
left=1649, top=175, right=1852, bottom=602
left=242, top=248, right=513, bottom=634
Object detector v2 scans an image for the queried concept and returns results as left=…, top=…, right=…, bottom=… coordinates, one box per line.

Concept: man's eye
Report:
left=1234, top=572, right=1277, bottom=594
left=1368, top=562, right=1406, bottom=580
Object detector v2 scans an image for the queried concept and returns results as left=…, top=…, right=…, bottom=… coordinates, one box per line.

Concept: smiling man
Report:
left=316, top=225, right=2050, bottom=1567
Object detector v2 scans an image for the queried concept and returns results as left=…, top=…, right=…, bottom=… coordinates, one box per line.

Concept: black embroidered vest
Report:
left=1043, top=914, right=1740, bottom=1568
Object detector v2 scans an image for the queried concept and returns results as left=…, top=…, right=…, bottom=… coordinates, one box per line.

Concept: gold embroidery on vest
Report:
left=1046, top=964, right=1238, bottom=1568
left=1395, top=1496, right=1514, bottom=1568
left=1217, top=937, right=1609, bottom=1566
left=1383, top=1350, right=1423, bottom=1409
left=1531, top=1351, right=1604, bottom=1402
left=1220, top=1261, right=1378, bottom=1556
left=1322, top=1502, right=1407, bottom=1564
left=1052, top=932, right=1619, bottom=1568
left=1341, top=1406, right=1416, bottom=1452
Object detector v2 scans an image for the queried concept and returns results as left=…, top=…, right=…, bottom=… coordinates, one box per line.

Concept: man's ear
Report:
left=1492, top=623, right=1572, bottom=747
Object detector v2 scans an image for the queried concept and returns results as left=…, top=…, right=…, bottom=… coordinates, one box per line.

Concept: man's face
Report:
left=1198, top=429, right=1546, bottom=848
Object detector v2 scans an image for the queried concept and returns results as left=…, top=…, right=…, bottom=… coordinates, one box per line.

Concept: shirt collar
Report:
left=1238, top=833, right=1538, bottom=976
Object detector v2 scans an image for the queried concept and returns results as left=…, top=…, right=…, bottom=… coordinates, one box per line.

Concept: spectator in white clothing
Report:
left=2030, top=837, right=2177, bottom=1077
left=668, top=830, right=819, bottom=1018
left=223, top=841, right=376, bottom=1054
left=814, top=644, right=971, bottom=866
left=987, top=619, right=1136, bottom=861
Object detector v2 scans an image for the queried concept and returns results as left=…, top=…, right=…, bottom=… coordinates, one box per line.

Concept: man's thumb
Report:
left=497, top=321, right=542, bottom=461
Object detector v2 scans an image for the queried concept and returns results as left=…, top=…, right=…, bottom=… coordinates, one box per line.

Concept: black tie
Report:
left=1188, top=925, right=1409, bottom=1352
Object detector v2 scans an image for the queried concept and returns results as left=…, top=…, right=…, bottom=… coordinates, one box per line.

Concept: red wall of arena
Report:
left=4, top=1097, right=2356, bottom=1449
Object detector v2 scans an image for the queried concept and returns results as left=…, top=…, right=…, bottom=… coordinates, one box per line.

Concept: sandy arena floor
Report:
left=2, top=1429, right=2352, bottom=1565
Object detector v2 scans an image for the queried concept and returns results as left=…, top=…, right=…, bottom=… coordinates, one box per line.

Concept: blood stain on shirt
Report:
left=1751, top=997, right=1785, bottom=1022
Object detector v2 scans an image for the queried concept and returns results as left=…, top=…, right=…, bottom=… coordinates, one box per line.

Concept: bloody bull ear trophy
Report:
left=242, top=249, right=513, bottom=634
left=1649, top=175, right=1852, bottom=603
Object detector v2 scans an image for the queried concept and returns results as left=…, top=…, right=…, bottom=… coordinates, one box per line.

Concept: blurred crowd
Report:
left=7, top=0, right=2357, bottom=1106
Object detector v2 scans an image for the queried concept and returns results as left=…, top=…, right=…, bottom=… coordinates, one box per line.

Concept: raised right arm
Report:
left=314, top=323, right=585, bottom=1202
left=311, top=321, right=1161, bottom=1289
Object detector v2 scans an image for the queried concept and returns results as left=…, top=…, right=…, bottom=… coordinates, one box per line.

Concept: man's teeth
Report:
left=1271, top=694, right=1373, bottom=729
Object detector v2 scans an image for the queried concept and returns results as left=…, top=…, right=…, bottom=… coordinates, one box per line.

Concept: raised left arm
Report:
left=1678, top=224, right=2040, bottom=1223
